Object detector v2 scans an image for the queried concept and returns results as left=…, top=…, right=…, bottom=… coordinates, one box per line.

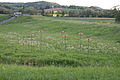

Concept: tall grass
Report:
left=0, top=64, right=120, bottom=80
left=0, top=15, right=120, bottom=79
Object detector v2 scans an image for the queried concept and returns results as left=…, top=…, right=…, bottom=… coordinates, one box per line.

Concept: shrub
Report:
left=115, top=11, right=120, bottom=23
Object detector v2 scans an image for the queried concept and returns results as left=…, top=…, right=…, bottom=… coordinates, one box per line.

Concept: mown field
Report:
left=0, top=15, right=120, bottom=80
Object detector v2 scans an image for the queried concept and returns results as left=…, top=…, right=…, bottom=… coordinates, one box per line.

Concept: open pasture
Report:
left=0, top=15, right=120, bottom=80
left=53, top=17, right=115, bottom=23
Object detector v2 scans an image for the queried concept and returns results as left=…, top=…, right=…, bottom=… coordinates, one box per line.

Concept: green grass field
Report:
left=0, top=14, right=12, bottom=21
left=53, top=17, right=115, bottom=23
left=0, top=64, right=120, bottom=80
left=0, top=15, right=120, bottom=80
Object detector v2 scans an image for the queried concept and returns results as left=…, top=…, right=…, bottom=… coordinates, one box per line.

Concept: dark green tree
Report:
left=113, top=5, right=120, bottom=23
left=115, top=11, right=120, bottom=23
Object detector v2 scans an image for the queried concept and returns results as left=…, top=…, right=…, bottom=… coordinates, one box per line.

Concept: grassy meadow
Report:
left=53, top=17, right=115, bottom=23
left=0, top=15, right=120, bottom=80
left=0, top=14, right=12, bottom=21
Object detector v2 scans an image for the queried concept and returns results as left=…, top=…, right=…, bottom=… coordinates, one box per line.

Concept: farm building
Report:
left=44, top=8, right=69, bottom=17
left=14, top=12, right=22, bottom=17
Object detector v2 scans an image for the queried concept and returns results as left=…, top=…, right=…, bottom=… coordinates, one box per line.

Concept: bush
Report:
left=115, top=11, right=120, bottom=23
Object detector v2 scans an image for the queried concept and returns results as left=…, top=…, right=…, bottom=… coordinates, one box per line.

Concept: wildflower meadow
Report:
left=0, top=15, right=120, bottom=80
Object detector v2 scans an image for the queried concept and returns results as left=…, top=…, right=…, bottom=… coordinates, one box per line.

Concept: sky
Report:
left=0, top=0, right=120, bottom=9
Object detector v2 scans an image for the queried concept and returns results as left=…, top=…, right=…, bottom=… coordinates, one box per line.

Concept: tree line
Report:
left=0, top=1, right=118, bottom=19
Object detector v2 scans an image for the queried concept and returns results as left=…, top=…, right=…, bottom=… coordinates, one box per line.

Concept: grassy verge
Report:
left=0, top=14, right=12, bottom=21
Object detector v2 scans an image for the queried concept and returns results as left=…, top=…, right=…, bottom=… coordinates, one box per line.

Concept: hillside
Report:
left=0, top=1, right=60, bottom=10
left=0, top=1, right=104, bottom=11
left=0, top=1, right=114, bottom=18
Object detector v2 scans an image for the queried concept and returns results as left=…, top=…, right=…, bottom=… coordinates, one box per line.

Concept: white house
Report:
left=14, top=12, right=22, bottom=17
